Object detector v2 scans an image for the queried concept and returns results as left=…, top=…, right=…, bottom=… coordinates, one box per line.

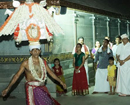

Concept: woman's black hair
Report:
left=76, top=43, right=82, bottom=48
left=95, top=41, right=101, bottom=47
left=54, top=58, right=61, bottom=66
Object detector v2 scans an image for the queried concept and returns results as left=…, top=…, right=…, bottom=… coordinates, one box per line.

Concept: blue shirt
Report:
left=94, top=48, right=113, bottom=69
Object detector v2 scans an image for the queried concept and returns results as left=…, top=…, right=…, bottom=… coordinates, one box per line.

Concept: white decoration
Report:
left=29, top=56, right=47, bottom=82
left=40, top=0, right=47, bottom=7
left=0, top=4, right=30, bottom=36
left=48, top=6, right=55, bottom=15
left=32, top=4, right=64, bottom=35
left=12, top=0, right=20, bottom=8
left=4, top=9, right=13, bottom=16
left=0, top=4, right=64, bottom=39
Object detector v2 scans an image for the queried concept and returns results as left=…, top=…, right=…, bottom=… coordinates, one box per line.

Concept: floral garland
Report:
left=29, top=56, right=47, bottom=82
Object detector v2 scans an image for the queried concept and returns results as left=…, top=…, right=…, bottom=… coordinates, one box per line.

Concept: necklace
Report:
left=29, top=56, right=47, bottom=82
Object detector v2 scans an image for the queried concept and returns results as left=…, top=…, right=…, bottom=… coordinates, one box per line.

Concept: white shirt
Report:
left=112, top=44, right=118, bottom=57
left=116, top=42, right=130, bottom=67
left=72, top=45, right=90, bottom=54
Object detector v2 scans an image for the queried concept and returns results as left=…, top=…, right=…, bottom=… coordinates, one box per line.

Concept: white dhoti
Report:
left=94, top=68, right=110, bottom=92
left=116, top=66, right=130, bottom=95
left=116, top=42, right=130, bottom=95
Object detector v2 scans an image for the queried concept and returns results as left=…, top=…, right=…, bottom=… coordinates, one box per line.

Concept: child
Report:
left=72, top=43, right=89, bottom=96
left=52, top=58, right=67, bottom=96
left=107, top=57, right=116, bottom=95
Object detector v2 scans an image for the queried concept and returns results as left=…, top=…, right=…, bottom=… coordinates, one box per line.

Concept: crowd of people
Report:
left=72, top=34, right=130, bottom=97
left=1, top=34, right=130, bottom=105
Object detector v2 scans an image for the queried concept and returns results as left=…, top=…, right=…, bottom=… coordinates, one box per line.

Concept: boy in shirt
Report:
left=107, top=57, right=116, bottom=95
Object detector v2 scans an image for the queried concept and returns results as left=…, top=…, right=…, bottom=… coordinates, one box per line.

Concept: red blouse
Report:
left=52, top=66, right=63, bottom=76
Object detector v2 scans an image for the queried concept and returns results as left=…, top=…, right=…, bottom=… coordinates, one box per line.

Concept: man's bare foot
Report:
left=119, top=94, right=126, bottom=97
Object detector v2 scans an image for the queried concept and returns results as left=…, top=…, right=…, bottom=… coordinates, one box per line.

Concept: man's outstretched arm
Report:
left=2, top=61, right=26, bottom=97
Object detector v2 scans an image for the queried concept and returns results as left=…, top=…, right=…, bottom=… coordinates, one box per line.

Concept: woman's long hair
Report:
left=53, top=58, right=61, bottom=67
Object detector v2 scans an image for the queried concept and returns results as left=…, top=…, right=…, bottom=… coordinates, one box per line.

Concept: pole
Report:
left=118, top=19, right=121, bottom=35
left=127, top=20, right=129, bottom=37
left=90, top=14, right=95, bottom=48
left=106, top=17, right=110, bottom=37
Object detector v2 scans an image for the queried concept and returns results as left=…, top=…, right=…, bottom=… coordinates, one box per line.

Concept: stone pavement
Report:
left=0, top=87, right=130, bottom=105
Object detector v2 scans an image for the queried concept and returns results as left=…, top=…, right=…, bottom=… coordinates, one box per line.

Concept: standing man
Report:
left=116, top=34, right=130, bottom=96
left=2, top=42, right=66, bottom=105
left=112, top=35, right=121, bottom=65
left=93, top=39, right=113, bottom=94
left=72, top=37, right=90, bottom=85
left=105, top=36, right=113, bottom=49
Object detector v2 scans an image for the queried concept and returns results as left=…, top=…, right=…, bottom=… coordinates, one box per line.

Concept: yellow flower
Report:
left=85, top=51, right=89, bottom=55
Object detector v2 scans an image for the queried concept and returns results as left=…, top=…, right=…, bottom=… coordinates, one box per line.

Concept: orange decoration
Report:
left=14, top=24, right=20, bottom=40
left=14, top=32, right=19, bottom=40
left=26, top=23, right=41, bottom=42
left=29, top=14, right=34, bottom=18
left=25, top=3, right=36, bottom=18
left=46, top=26, right=53, bottom=37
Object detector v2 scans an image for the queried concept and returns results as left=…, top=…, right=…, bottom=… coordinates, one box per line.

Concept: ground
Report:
left=0, top=87, right=130, bottom=105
